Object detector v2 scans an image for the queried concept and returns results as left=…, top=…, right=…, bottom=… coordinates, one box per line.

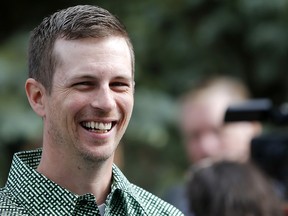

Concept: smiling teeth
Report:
left=84, top=122, right=112, bottom=130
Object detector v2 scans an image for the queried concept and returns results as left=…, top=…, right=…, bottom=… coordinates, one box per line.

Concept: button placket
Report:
left=73, top=194, right=100, bottom=216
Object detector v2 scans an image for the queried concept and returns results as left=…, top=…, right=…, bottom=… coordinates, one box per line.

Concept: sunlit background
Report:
left=1, top=0, right=288, bottom=198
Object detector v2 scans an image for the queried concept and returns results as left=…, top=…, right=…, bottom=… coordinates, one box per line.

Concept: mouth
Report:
left=81, top=121, right=116, bottom=133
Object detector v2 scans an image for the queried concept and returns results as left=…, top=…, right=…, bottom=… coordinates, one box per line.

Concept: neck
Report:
left=37, top=146, right=113, bottom=204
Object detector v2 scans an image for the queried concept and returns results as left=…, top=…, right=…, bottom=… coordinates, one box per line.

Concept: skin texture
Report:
left=25, top=36, right=134, bottom=204
left=180, top=87, right=260, bottom=164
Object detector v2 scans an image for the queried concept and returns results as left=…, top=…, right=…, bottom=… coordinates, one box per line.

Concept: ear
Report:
left=25, top=78, right=46, bottom=117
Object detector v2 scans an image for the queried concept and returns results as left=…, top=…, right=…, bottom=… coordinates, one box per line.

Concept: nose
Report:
left=90, top=86, right=116, bottom=112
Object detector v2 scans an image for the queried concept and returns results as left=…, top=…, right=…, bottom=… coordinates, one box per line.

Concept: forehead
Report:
left=53, top=36, right=132, bottom=79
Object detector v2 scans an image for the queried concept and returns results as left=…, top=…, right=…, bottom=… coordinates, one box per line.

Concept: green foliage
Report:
left=0, top=33, right=42, bottom=144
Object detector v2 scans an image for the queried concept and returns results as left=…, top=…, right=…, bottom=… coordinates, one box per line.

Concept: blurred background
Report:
left=1, top=0, right=288, bottom=198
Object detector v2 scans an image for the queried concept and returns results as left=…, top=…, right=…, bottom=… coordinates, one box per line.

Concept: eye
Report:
left=76, top=81, right=93, bottom=86
left=110, top=82, right=129, bottom=87
left=72, top=81, right=94, bottom=90
left=110, top=81, right=131, bottom=92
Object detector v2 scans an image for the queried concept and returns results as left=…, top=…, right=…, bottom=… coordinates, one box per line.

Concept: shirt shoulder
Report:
left=130, top=184, right=184, bottom=216
left=0, top=187, right=29, bottom=215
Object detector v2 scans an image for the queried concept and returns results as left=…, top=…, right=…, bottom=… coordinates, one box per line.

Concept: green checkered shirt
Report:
left=0, top=149, right=184, bottom=215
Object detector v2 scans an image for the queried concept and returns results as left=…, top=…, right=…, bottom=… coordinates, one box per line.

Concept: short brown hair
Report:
left=28, top=5, right=134, bottom=94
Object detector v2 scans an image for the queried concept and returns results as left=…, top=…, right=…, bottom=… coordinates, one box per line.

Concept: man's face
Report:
left=42, top=36, right=134, bottom=162
left=180, top=93, right=255, bottom=164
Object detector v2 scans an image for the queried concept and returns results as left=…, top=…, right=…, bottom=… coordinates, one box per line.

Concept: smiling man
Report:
left=0, top=5, right=183, bottom=216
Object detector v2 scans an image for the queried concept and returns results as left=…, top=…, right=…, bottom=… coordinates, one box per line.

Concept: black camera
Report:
left=224, top=99, right=288, bottom=199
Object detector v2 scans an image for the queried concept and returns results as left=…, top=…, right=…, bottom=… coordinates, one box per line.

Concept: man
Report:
left=180, top=76, right=261, bottom=164
left=0, top=5, right=183, bottom=215
left=164, top=76, right=261, bottom=215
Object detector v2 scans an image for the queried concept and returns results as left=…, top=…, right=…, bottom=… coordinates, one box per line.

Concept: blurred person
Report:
left=163, top=76, right=261, bottom=215
left=180, top=76, right=261, bottom=164
left=0, top=5, right=183, bottom=216
left=187, top=160, right=284, bottom=216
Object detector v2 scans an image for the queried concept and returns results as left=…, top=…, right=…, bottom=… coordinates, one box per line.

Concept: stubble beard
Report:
left=78, top=144, right=116, bottom=164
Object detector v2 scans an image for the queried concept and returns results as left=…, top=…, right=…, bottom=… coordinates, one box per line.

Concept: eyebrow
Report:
left=71, top=75, right=96, bottom=80
left=67, top=75, right=96, bottom=84
left=70, top=74, right=133, bottom=82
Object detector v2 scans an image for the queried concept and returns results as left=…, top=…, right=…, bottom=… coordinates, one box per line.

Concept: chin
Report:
left=81, top=152, right=111, bottom=163
left=78, top=147, right=114, bottom=163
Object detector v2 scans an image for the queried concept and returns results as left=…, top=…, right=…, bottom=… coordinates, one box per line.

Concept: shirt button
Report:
left=79, top=199, right=88, bottom=205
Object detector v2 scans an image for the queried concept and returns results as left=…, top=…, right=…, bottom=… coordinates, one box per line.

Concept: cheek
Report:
left=51, top=94, right=87, bottom=120
left=127, top=101, right=134, bottom=117
left=224, top=124, right=254, bottom=143
left=119, top=95, right=134, bottom=115
left=65, top=99, right=84, bottom=114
